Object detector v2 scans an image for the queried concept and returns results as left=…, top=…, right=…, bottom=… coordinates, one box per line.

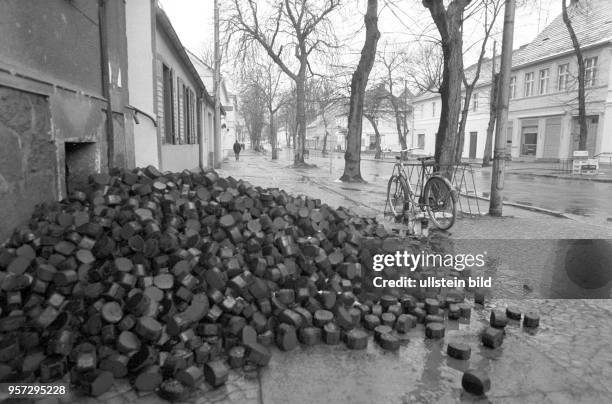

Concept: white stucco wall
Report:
left=126, top=0, right=159, bottom=168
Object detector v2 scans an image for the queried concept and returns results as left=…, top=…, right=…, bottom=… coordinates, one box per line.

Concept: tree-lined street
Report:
left=218, top=149, right=612, bottom=234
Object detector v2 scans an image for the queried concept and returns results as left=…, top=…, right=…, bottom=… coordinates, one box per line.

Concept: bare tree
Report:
left=483, top=69, right=499, bottom=166
left=226, top=0, right=340, bottom=166
left=341, top=0, right=380, bottom=182
left=407, top=42, right=444, bottom=94
left=239, top=81, right=267, bottom=150
left=562, top=0, right=587, bottom=151
left=422, top=0, right=472, bottom=172
left=256, top=60, right=285, bottom=159
left=278, top=87, right=297, bottom=148
left=307, top=76, right=347, bottom=154
left=363, top=83, right=387, bottom=159
left=455, top=0, right=504, bottom=162
left=379, top=48, right=412, bottom=149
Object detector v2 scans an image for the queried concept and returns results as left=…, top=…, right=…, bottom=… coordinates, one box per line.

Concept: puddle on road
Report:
left=450, top=239, right=612, bottom=299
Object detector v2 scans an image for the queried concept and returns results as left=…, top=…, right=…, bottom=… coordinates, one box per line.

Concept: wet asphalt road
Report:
left=288, top=150, right=612, bottom=228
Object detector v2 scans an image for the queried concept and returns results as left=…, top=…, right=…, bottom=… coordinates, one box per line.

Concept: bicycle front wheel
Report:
left=386, top=175, right=409, bottom=223
left=423, top=176, right=457, bottom=230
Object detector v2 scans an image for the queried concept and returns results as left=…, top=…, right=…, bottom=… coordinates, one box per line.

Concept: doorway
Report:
left=65, top=142, right=96, bottom=194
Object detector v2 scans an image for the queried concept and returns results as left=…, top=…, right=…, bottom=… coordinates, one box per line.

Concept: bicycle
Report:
left=384, top=149, right=458, bottom=230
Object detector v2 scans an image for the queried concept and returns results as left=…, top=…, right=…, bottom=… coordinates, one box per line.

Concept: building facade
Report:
left=412, top=0, right=612, bottom=162
left=0, top=0, right=223, bottom=241
left=153, top=7, right=215, bottom=172
left=305, top=103, right=408, bottom=153
left=0, top=0, right=133, bottom=240
left=187, top=50, right=238, bottom=160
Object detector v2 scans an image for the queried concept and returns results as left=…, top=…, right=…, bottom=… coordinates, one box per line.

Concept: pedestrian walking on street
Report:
left=233, top=140, right=241, bottom=161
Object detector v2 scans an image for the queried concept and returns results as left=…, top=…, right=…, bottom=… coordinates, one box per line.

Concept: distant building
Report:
left=187, top=49, right=238, bottom=159
left=305, top=101, right=411, bottom=153
left=411, top=0, right=612, bottom=161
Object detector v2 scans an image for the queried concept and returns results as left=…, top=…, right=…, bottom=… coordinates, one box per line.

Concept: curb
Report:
left=505, top=171, right=612, bottom=183
left=460, top=193, right=570, bottom=219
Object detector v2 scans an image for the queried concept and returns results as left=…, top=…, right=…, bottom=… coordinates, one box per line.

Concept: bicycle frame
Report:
left=390, top=157, right=431, bottom=211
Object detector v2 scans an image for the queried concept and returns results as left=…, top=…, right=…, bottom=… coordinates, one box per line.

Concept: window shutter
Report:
left=172, top=71, right=178, bottom=144
left=156, top=59, right=165, bottom=143
left=190, top=89, right=196, bottom=144
left=177, top=77, right=184, bottom=144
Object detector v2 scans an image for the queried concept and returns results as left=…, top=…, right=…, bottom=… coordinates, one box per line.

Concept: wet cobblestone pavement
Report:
left=16, top=152, right=611, bottom=404
left=20, top=299, right=612, bottom=404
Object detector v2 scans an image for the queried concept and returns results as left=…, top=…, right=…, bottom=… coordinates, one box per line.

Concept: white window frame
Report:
left=539, top=68, right=549, bottom=95
left=472, top=93, right=479, bottom=112
left=524, top=72, right=534, bottom=97
left=585, top=56, right=598, bottom=87
left=432, top=101, right=436, bottom=117
left=509, top=76, right=516, bottom=99
left=557, top=63, right=569, bottom=91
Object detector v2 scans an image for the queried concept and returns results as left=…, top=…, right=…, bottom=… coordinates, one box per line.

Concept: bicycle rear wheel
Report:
left=385, top=175, right=409, bottom=223
left=423, top=176, right=457, bottom=230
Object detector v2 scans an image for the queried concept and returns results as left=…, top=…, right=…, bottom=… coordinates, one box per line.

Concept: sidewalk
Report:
left=217, top=151, right=612, bottom=239
left=503, top=160, right=612, bottom=183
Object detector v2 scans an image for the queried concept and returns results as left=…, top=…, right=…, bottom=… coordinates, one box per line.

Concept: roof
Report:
left=186, top=48, right=230, bottom=111
left=156, top=6, right=216, bottom=108
left=512, top=0, right=612, bottom=67
left=412, top=0, right=612, bottom=103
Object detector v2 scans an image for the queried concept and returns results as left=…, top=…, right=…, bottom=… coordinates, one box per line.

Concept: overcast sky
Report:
left=159, top=0, right=562, bottom=90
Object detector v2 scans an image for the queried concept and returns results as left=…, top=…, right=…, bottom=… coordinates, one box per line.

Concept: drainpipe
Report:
left=98, top=0, right=115, bottom=171
left=198, top=92, right=204, bottom=170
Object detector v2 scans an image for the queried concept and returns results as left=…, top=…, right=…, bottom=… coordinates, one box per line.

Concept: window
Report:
left=432, top=101, right=436, bottom=117
left=420, top=104, right=424, bottom=119
left=417, top=133, right=425, bottom=149
left=524, top=72, right=534, bottom=97
left=162, top=64, right=175, bottom=144
left=557, top=64, right=569, bottom=91
left=182, top=86, right=197, bottom=144
left=509, top=76, right=516, bottom=99
left=472, top=93, right=479, bottom=112
left=539, top=68, right=549, bottom=95
left=585, top=57, right=598, bottom=87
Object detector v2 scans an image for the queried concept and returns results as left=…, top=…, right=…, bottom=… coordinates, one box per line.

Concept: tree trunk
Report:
left=562, top=0, right=587, bottom=151
left=483, top=73, right=499, bottom=166
left=391, top=99, right=408, bottom=149
left=294, top=69, right=307, bottom=165
left=455, top=85, right=474, bottom=162
left=341, top=0, right=380, bottom=182
left=321, top=112, right=328, bottom=155
left=365, top=114, right=382, bottom=159
left=270, top=109, right=278, bottom=160
left=424, top=0, right=470, bottom=178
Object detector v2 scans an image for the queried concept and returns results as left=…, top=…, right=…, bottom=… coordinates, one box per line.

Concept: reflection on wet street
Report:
left=261, top=299, right=612, bottom=403
left=280, top=150, right=612, bottom=227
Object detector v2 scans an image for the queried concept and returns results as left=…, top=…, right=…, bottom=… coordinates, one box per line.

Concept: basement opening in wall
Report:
left=65, top=141, right=96, bottom=193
